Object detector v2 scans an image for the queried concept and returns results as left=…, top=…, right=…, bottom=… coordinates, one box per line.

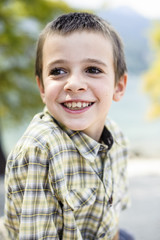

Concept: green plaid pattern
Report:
left=4, top=109, right=129, bottom=240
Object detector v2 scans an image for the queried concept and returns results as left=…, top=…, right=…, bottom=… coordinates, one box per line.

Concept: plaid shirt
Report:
left=4, top=109, right=129, bottom=240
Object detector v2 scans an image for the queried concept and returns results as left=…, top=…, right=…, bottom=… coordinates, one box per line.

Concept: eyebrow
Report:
left=84, top=58, right=108, bottom=67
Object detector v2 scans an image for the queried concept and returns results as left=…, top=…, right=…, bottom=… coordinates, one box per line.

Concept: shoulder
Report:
left=105, top=118, right=129, bottom=167
left=106, top=119, right=130, bottom=210
left=105, top=117, right=128, bottom=147
left=16, top=111, right=64, bottom=151
left=5, top=111, right=68, bottom=190
left=6, top=111, right=67, bottom=170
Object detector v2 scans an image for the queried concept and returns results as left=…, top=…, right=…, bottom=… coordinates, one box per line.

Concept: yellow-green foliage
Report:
left=0, top=0, right=74, bottom=124
left=143, top=21, right=160, bottom=119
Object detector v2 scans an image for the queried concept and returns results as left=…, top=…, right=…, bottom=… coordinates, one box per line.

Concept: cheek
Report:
left=97, top=84, right=113, bottom=99
left=45, top=82, right=62, bottom=100
left=101, top=88, right=115, bottom=109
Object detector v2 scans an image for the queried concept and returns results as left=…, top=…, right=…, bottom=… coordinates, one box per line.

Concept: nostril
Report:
left=65, top=87, right=86, bottom=92
left=64, top=77, right=88, bottom=92
left=64, top=85, right=87, bottom=92
left=79, top=88, right=85, bottom=91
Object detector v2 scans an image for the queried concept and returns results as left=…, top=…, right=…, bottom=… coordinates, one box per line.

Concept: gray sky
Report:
left=65, top=0, right=160, bottom=19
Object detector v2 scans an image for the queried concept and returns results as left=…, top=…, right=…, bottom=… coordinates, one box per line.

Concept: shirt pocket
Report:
left=66, top=188, right=97, bottom=211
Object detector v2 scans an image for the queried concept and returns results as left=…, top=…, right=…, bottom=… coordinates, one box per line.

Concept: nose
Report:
left=64, top=74, right=87, bottom=93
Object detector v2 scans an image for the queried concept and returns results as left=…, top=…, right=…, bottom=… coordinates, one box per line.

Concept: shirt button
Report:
left=108, top=195, right=113, bottom=205
left=101, top=153, right=106, bottom=158
left=100, top=233, right=105, bottom=238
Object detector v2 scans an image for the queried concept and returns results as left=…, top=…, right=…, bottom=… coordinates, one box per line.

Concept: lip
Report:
left=62, top=99, right=93, bottom=103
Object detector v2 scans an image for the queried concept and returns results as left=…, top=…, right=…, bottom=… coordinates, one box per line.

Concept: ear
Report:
left=113, top=73, right=127, bottom=102
left=36, top=76, right=46, bottom=104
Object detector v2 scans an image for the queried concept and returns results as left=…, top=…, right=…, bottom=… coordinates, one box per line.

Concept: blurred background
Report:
left=0, top=0, right=160, bottom=239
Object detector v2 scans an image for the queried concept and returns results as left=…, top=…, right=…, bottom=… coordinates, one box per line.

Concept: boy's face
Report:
left=37, top=31, right=127, bottom=141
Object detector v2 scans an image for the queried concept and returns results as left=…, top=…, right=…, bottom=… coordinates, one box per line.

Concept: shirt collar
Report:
left=100, top=126, right=113, bottom=150
left=44, top=108, right=114, bottom=162
left=65, top=128, right=113, bottom=163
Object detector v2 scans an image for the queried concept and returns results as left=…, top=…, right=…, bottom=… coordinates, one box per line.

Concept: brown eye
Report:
left=50, top=68, right=66, bottom=76
left=86, top=66, right=102, bottom=74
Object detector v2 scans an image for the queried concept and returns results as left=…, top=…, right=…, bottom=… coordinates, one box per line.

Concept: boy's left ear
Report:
left=113, top=73, right=127, bottom=102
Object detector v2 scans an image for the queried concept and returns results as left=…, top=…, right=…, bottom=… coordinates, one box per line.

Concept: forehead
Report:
left=42, top=31, right=114, bottom=62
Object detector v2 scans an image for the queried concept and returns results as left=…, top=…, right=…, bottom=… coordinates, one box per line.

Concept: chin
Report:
left=65, top=123, right=87, bottom=132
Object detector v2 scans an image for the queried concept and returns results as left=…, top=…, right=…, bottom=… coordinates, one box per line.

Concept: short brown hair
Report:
left=35, top=12, right=127, bottom=85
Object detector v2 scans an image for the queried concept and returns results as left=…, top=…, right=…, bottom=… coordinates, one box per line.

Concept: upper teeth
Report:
left=64, top=102, right=91, bottom=109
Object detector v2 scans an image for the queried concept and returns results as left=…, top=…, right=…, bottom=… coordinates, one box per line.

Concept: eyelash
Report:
left=49, top=66, right=103, bottom=76
left=85, top=66, right=102, bottom=74
left=49, top=68, right=66, bottom=76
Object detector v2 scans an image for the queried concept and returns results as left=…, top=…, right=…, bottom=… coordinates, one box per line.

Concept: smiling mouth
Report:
left=62, top=101, right=94, bottom=110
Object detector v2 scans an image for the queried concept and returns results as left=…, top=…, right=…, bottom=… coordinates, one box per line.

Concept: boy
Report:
left=4, top=12, right=133, bottom=240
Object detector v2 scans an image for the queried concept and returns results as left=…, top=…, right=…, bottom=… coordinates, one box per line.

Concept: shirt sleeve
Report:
left=4, top=146, right=61, bottom=240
